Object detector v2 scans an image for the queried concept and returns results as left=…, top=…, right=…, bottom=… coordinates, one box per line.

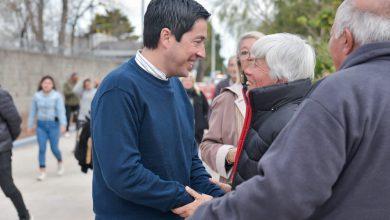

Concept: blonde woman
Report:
left=199, top=32, right=264, bottom=182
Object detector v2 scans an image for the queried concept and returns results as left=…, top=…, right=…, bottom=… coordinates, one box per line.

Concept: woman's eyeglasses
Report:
left=239, top=50, right=251, bottom=60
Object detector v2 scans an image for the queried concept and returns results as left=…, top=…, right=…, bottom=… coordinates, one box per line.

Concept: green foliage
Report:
left=90, top=9, right=135, bottom=38
left=213, top=0, right=343, bottom=78
left=261, top=0, right=342, bottom=78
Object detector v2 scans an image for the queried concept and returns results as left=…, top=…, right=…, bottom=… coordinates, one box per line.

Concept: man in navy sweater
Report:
left=90, top=0, right=224, bottom=219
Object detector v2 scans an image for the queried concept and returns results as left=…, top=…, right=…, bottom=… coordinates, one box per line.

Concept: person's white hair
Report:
left=333, top=0, right=390, bottom=45
left=250, top=33, right=315, bottom=81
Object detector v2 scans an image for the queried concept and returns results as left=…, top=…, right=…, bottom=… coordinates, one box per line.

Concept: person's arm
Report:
left=92, top=88, right=194, bottom=212
left=189, top=139, right=224, bottom=197
left=72, top=81, right=83, bottom=98
left=0, top=90, right=22, bottom=140
left=27, top=95, right=37, bottom=129
left=199, top=93, right=236, bottom=178
left=190, top=98, right=347, bottom=219
left=55, top=93, right=67, bottom=128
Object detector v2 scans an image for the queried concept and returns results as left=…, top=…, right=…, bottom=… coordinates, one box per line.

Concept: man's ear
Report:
left=344, top=28, right=355, bottom=55
left=160, top=28, right=173, bottom=49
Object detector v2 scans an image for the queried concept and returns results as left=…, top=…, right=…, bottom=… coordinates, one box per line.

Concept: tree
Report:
left=0, top=0, right=30, bottom=47
left=212, top=0, right=273, bottom=38
left=25, top=0, right=45, bottom=51
left=196, top=22, right=224, bottom=82
left=58, top=0, right=69, bottom=54
left=0, top=0, right=119, bottom=53
left=89, top=9, right=135, bottom=39
left=68, top=0, right=99, bottom=54
left=212, top=0, right=343, bottom=78
left=260, top=0, right=342, bottom=77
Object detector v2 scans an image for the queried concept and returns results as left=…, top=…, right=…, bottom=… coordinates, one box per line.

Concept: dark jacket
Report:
left=185, top=88, right=209, bottom=144
left=232, top=79, right=312, bottom=187
left=63, top=81, right=80, bottom=106
left=190, top=41, right=390, bottom=220
left=0, top=88, right=22, bottom=153
left=74, top=117, right=93, bottom=173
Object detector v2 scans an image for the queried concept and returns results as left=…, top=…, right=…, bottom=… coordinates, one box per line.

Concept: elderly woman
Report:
left=200, top=31, right=264, bottom=182
left=231, top=33, right=316, bottom=187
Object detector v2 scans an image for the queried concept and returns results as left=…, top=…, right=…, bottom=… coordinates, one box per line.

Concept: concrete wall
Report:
left=0, top=49, right=122, bottom=135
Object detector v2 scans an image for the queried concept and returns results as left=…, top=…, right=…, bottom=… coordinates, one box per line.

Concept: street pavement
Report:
left=0, top=132, right=94, bottom=220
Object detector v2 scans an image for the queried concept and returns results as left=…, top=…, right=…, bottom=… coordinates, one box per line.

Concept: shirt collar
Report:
left=135, top=50, right=168, bottom=81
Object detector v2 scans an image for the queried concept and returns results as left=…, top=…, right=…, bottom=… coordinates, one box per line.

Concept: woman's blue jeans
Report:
left=36, top=120, right=62, bottom=168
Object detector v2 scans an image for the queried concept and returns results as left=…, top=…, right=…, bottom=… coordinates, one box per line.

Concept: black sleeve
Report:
left=0, top=90, right=22, bottom=140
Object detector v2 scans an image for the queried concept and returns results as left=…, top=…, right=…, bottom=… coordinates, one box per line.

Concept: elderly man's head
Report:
left=244, top=33, right=315, bottom=90
left=329, top=0, right=390, bottom=70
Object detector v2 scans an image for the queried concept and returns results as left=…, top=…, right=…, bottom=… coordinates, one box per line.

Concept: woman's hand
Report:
left=60, top=126, right=66, bottom=134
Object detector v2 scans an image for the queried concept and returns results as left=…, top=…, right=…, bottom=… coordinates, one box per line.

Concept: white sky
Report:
left=111, top=0, right=236, bottom=63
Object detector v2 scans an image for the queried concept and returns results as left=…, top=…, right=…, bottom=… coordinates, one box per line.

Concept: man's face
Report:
left=167, top=19, right=207, bottom=77
left=244, top=58, right=277, bottom=91
left=71, top=74, right=78, bottom=83
left=226, top=58, right=238, bottom=81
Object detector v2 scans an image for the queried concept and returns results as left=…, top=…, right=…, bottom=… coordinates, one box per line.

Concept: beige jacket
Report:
left=199, top=83, right=245, bottom=180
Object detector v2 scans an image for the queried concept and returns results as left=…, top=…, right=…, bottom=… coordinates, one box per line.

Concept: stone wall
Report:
left=0, top=49, right=122, bottom=136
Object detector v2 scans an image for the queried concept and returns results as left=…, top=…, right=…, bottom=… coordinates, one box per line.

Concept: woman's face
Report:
left=41, top=79, right=54, bottom=93
left=84, top=81, right=92, bottom=90
left=238, top=37, right=258, bottom=71
left=244, top=58, right=278, bottom=90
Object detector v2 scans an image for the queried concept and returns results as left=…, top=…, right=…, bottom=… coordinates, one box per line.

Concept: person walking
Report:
left=72, top=78, right=97, bottom=128
left=28, top=76, right=67, bottom=181
left=199, top=32, right=264, bottom=182
left=63, top=72, right=79, bottom=136
left=0, top=87, right=32, bottom=220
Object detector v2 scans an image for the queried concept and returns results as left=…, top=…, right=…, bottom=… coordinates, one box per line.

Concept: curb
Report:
left=13, top=136, right=37, bottom=148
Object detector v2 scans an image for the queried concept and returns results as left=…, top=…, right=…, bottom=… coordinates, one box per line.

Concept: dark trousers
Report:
left=65, top=104, right=79, bottom=131
left=0, top=150, right=30, bottom=219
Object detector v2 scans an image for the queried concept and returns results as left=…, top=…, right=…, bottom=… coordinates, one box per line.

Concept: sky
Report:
left=110, top=0, right=237, bottom=63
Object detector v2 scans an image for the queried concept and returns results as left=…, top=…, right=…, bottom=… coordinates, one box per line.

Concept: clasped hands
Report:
left=171, top=179, right=232, bottom=218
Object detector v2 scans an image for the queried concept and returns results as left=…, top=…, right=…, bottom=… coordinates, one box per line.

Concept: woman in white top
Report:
left=73, top=78, right=97, bottom=128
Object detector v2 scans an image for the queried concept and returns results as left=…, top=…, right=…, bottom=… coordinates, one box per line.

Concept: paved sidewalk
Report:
left=0, top=132, right=94, bottom=220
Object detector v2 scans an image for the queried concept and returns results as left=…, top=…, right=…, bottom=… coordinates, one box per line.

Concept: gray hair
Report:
left=333, top=0, right=390, bottom=45
left=250, top=33, right=315, bottom=81
left=236, top=31, right=265, bottom=55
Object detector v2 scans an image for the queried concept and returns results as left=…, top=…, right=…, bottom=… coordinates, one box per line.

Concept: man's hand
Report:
left=210, top=178, right=232, bottom=193
left=172, top=186, right=213, bottom=218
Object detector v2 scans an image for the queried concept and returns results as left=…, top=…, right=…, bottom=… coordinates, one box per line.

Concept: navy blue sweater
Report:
left=91, top=57, right=224, bottom=219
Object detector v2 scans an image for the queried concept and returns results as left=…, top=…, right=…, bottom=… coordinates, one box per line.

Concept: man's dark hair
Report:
left=143, top=0, right=210, bottom=49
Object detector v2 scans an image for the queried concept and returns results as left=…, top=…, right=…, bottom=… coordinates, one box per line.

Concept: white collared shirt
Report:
left=135, top=50, right=168, bottom=81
